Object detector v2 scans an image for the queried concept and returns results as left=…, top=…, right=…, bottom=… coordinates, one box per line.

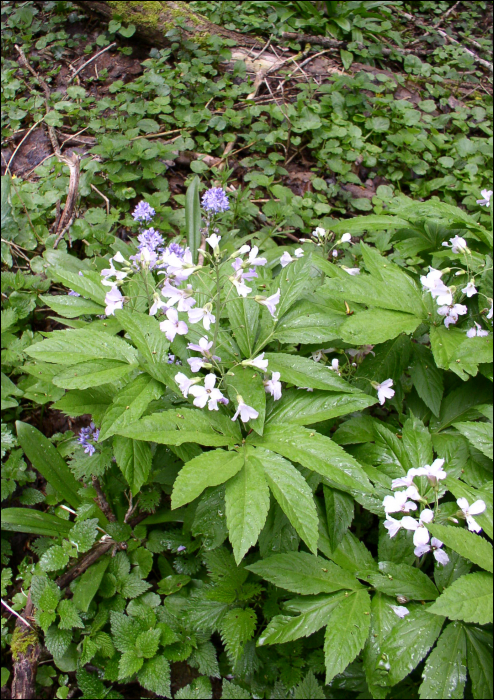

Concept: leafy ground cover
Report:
left=1, top=1, right=493, bottom=698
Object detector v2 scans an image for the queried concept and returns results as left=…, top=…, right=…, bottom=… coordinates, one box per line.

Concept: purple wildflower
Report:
left=68, top=290, right=81, bottom=297
left=77, top=423, right=99, bottom=456
left=132, top=201, right=156, bottom=223
left=201, top=187, right=230, bottom=214
left=167, top=242, right=185, bottom=258
left=138, top=228, right=164, bottom=252
left=177, top=545, right=187, bottom=553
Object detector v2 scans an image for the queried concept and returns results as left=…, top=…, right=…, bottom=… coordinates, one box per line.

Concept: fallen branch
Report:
left=280, top=32, right=434, bottom=57
left=11, top=593, right=39, bottom=700
left=68, top=41, right=117, bottom=83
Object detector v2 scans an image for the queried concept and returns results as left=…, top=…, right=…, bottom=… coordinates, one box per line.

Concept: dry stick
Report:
left=91, top=183, right=110, bottom=215
left=130, top=127, right=183, bottom=142
left=91, top=476, right=117, bottom=522
left=6, top=118, right=45, bottom=172
left=55, top=541, right=115, bottom=589
left=11, top=593, right=39, bottom=700
left=280, top=32, right=432, bottom=56
left=67, top=41, right=117, bottom=83
left=277, top=48, right=335, bottom=91
left=53, top=153, right=81, bottom=248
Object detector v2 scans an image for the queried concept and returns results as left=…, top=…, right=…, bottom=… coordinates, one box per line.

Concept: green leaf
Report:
left=410, top=344, right=444, bottom=416
left=171, top=449, right=244, bottom=509
left=363, top=593, right=398, bottom=697
left=356, top=335, right=412, bottom=387
left=264, top=353, right=359, bottom=393
left=185, top=176, right=201, bottom=264
left=323, top=589, right=371, bottom=684
left=402, top=415, right=433, bottom=472
left=113, top=436, right=152, bottom=496
left=26, top=329, right=137, bottom=365
left=176, top=677, right=212, bottom=700
left=111, top=611, right=139, bottom=654
left=119, top=23, right=136, bottom=37
left=227, top=297, right=259, bottom=358
left=189, top=641, right=220, bottom=678
left=225, top=452, right=270, bottom=564
left=432, top=379, right=493, bottom=432
left=221, top=680, right=251, bottom=699
left=38, top=545, right=70, bottom=572
left=48, top=269, right=107, bottom=305
left=119, top=573, right=151, bottom=599
left=72, top=556, right=110, bottom=612
left=118, top=652, right=143, bottom=680
left=340, top=49, right=353, bottom=70
left=44, top=625, right=72, bottom=659
left=40, top=294, right=105, bottom=318
left=116, top=309, right=170, bottom=364
left=16, top=421, right=82, bottom=509
left=454, top=421, right=493, bottom=460
left=249, top=424, right=374, bottom=494
left=427, top=572, right=493, bottom=624
left=219, top=608, right=257, bottom=664
left=357, top=562, right=439, bottom=601
left=267, top=389, right=376, bottom=427
left=57, top=599, right=84, bottom=630
left=99, top=374, right=163, bottom=441
left=381, top=605, right=445, bottom=686
left=427, top=524, right=493, bottom=573
left=69, top=518, right=99, bottom=554
left=135, top=629, right=161, bottom=659
left=324, top=486, right=354, bottom=550
left=257, top=447, right=319, bottom=554
left=259, top=592, right=347, bottom=646
left=419, top=622, right=467, bottom=700
left=464, top=626, right=493, bottom=700
left=137, top=657, right=171, bottom=698
left=340, top=310, right=422, bottom=345
left=276, top=255, right=313, bottom=319
left=247, top=552, right=360, bottom=594
left=323, top=216, right=409, bottom=236
left=226, top=365, right=266, bottom=435
left=53, top=360, right=137, bottom=390
left=52, top=386, right=114, bottom=422
left=272, top=300, right=346, bottom=344
left=1, top=508, right=74, bottom=537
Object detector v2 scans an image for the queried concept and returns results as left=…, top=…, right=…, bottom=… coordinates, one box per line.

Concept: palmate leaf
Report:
left=356, top=561, right=439, bottom=601
left=427, top=524, right=493, bottom=573
left=98, top=374, right=163, bottom=441
left=264, top=352, right=359, bottom=392
left=266, top=388, right=377, bottom=428
left=363, top=593, right=399, bottom=699
left=113, top=436, right=152, bottom=496
left=171, top=449, right=245, bottom=509
left=419, top=622, right=467, bottom=700
left=464, top=626, right=493, bottom=700
left=427, top=572, right=493, bottom=625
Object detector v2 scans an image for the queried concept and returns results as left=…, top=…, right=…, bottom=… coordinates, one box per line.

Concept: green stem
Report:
left=212, top=260, right=222, bottom=357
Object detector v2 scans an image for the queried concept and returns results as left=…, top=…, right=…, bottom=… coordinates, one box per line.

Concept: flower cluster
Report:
left=77, top=423, right=99, bottom=456
left=421, top=267, right=469, bottom=329
left=201, top=187, right=230, bottom=214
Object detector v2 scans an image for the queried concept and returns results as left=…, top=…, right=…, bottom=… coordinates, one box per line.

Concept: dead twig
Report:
left=91, top=476, right=116, bottom=522
left=90, top=183, right=110, bottom=215
left=53, top=152, right=80, bottom=248
left=130, top=127, right=184, bottom=142
left=5, top=118, right=45, bottom=172
left=68, top=42, right=117, bottom=83
left=11, top=593, right=39, bottom=700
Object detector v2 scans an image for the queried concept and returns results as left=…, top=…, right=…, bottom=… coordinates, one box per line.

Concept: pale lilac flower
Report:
left=160, top=308, right=188, bottom=342
left=247, top=246, right=267, bottom=267
left=312, top=227, right=326, bottom=241
left=138, top=228, right=163, bottom=251
left=467, top=322, right=489, bottom=338
left=243, top=353, right=268, bottom=371
left=389, top=605, right=410, bottom=619
left=264, top=372, right=282, bottom=401
left=231, top=396, right=259, bottom=423
left=257, top=289, right=280, bottom=318
left=188, top=305, right=215, bottom=331
left=161, top=281, right=196, bottom=312
left=347, top=345, right=375, bottom=361
left=329, top=359, right=339, bottom=372
left=375, top=379, right=395, bottom=405
left=422, top=458, right=447, bottom=484
left=462, top=281, right=478, bottom=298
left=312, top=351, right=324, bottom=363
left=231, top=276, right=252, bottom=298
left=149, top=294, right=168, bottom=316
left=477, top=189, right=493, bottom=207
left=130, top=246, right=158, bottom=270
left=384, top=515, right=403, bottom=538
left=487, top=301, right=493, bottom=320
left=187, top=337, right=220, bottom=363
left=280, top=252, right=295, bottom=268
left=188, top=357, right=206, bottom=373
left=401, top=509, right=434, bottom=547
left=332, top=250, right=339, bottom=258
left=340, top=233, right=352, bottom=243
left=391, top=468, right=427, bottom=490
left=189, top=374, right=225, bottom=411
left=201, top=187, right=230, bottom=214
left=295, top=248, right=304, bottom=258
left=414, top=537, right=449, bottom=565
left=383, top=489, right=418, bottom=515
left=420, top=268, right=453, bottom=304
left=344, top=267, right=361, bottom=276
left=132, top=201, right=155, bottom=222
left=177, top=545, right=187, bottom=553
left=101, top=257, right=128, bottom=287
left=442, top=236, right=468, bottom=254
left=175, top=373, right=200, bottom=398
left=457, top=497, right=486, bottom=533
left=68, top=290, right=80, bottom=297
left=77, top=423, right=99, bottom=456
left=105, top=286, right=124, bottom=316
left=206, top=234, right=221, bottom=251
left=438, top=303, right=468, bottom=328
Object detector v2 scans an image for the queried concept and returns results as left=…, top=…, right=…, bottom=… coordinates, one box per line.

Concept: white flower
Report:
left=257, top=289, right=280, bottom=318
left=189, top=374, right=225, bottom=411
left=422, top=458, right=447, bottom=483
left=247, top=245, right=267, bottom=267
left=332, top=250, right=339, bottom=258
left=442, top=236, right=468, bottom=254
left=389, top=605, right=410, bottom=619
left=477, top=189, right=493, bottom=207
left=462, top=281, right=478, bottom=298
left=487, top=301, right=493, bottom=320
left=280, top=252, right=294, bottom=268
left=104, top=286, right=124, bottom=316
left=295, top=248, right=304, bottom=258
left=175, top=372, right=198, bottom=398
left=188, top=357, right=205, bottom=373
left=414, top=537, right=450, bottom=566
left=467, top=322, right=489, bottom=338
left=391, top=467, right=427, bottom=490
left=232, top=396, right=259, bottom=423
left=161, top=281, right=196, bottom=312
left=383, top=489, right=418, bottom=515
left=340, top=233, right=352, bottom=243
left=160, top=308, right=188, bottom=342
left=420, top=268, right=452, bottom=304
left=206, top=234, right=221, bottom=250
left=188, top=337, right=213, bottom=356
left=401, top=509, right=434, bottom=547
left=375, top=379, right=395, bottom=405
left=113, top=251, right=125, bottom=263
left=384, top=515, right=403, bottom=538
left=188, top=305, right=216, bottom=331
left=264, top=372, right=282, bottom=401
left=231, top=276, right=252, bottom=298
left=101, top=257, right=128, bottom=286
left=329, top=358, right=339, bottom=372
left=166, top=248, right=197, bottom=281
left=457, top=497, right=486, bottom=533
left=149, top=294, right=168, bottom=316
left=313, top=227, right=326, bottom=241
left=312, top=351, right=324, bottom=363
left=343, top=267, right=361, bottom=276
left=243, top=353, right=269, bottom=371
left=437, top=303, right=468, bottom=329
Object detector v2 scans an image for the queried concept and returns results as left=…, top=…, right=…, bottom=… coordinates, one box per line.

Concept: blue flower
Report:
left=132, top=201, right=156, bottom=222
left=137, top=228, right=164, bottom=252
left=77, top=423, right=99, bottom=456
left=201, top=187, right=230, bottom=214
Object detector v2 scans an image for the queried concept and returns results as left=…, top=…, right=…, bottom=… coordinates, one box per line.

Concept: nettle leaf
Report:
left=38, top=545, right=70, bottom=572
left=99, top=375, right=163, bottom=441
left=357, top=562, right=439, bottom=601
left=175, top=677, right=212, bottom=699
left=427, top=524, right=493, bottom=573
left=419, top=621, right=467, bottom=700
left=26, top=329, right=138, bottom=365
left=221, top=679, right=251, bottom=699
left=323, top=589, right=371, bottom=684
left=264, top=353, right=359, bottom=393
left=44, top=625, right=72, bottom=659
left=118, top=652, right=143, bottom=680
left=189, top=641, right=220, bottom=678
left=293, top=671, right=325, bottom=699
left=225, top=451, right=270, bottom=564
left=135, top=628, right=161, bottom=659
left=69, top=518, right=99, bottom=554
left=137, top=656, right=171, bottom=698
left=219, top=608, right=257, bottom=664
left=226, top=365, right=266, bottom=436
left=171, top=449, right=245, bottom=509
left=57, top=599, right=84, bottom=630
left=266, top=389, right=377, bottom=428
left=427, top=572, right=493, bottom=625
left=114, top=436, right=152, bottom=496
left=464, top=625, right=493, bottom=700
left=53, top=360, right=138, bottom=390
left=249, top=424, right=373, bottom=494
left=255, top=447, right=319, bottom=554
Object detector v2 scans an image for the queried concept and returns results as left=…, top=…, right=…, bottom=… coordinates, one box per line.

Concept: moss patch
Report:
left=11, top=626, right=39, bottom=661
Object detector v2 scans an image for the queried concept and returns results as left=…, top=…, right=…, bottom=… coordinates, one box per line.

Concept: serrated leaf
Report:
left=57, top=599, right=84, bottom=630
left=464, top=626, right=493, bottom=700
left=434, top=550, right=472, bottom=592
left=264, top=352, right=358, bottom=393
left=175, top=677, right=212, bottom=699
left=171, top=449, right=244, bottom=509
left=69, top=518, right=99, bottom=554
left=44, top=625, right=72, bottom=659
left=189, top=641, right=220, bottom=678
left=419, top=621, right=467, bottom=699
left=137, top=656, right=171, bottom=697
left=293, top=670, right=325, bottom=699
left=227, top=297, right=259, bottom=358
left=357, top=561, right=439, bottom=600
left=219, top=608, right=257, bottom=664
left=76, top=669, right=107, bottom=699
left=267, top=388, right=376, bottom=427
left=48, top=268, right=107, bottom=305
left=118, top=651, right=143, bottom=680
left=221, top=680, right=251, bottom=699
left=40, top=294, right=105, bottom=318
left=99, top=374, right=163, bottom=441
left=427, top=524, right=493, bottom=573
left=52, top=360, right=137, bottom=390
left=26, top=329, right=137, bottom=365
left=111, top=611, right=140, bottom=654
left=272, top=300, right=346, bottom=345
left=340, top=310, right=422, bottom=345
left=226, top=365, right=266, bottom=435
left=410, top=344, right=444, bottom=416
left=324, top=485, right=354, bottom=551
left=427, top=572, right=493, bottom=624
left=454, top=421, right=493, bottom=460
left=363, top=593, right=398, bottom=698
left=113, top=436, right=152, bottom=496
left=38, top=545, right=70, bottom=572
left=225, top=453, right=270, bottom=564
left=276, top=254, right=313, bottom=319
left=256, top=447, right=319, bottom=554
left=116, top=309, right=170, bottom=364
left=119, top=573, right=152, bottom=599
left=248, top=552, right=360, bottom=595
left=135, top=628, right=160, bottom=659
left=323, top=589, right=371, bottom=684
